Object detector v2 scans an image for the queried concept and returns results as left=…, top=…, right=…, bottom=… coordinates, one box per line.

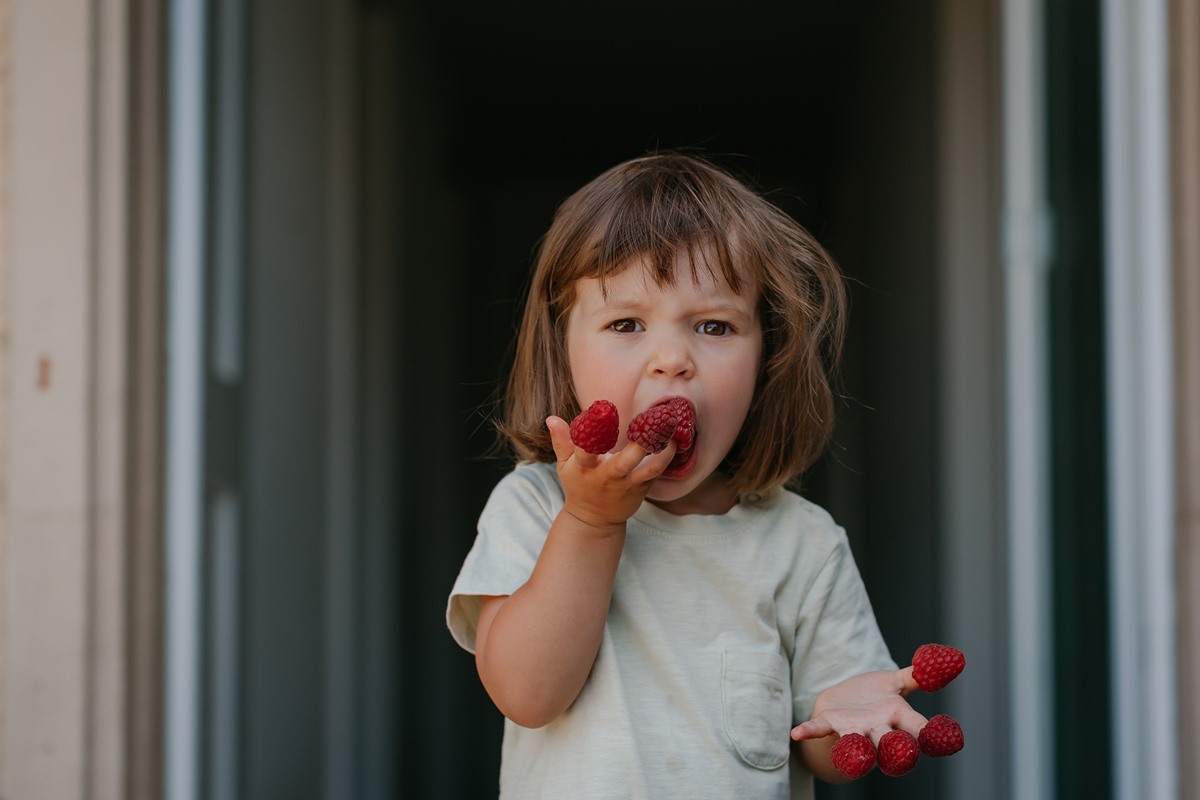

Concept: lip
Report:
left=661, top=444, right=698, bottom=480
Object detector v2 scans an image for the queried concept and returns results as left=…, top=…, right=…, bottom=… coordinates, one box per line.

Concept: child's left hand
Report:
left=790, top=666, right=924, bottom=744
left=791, top=644, right=965, bottom=782
left=789, top=667, right=925, bottom=783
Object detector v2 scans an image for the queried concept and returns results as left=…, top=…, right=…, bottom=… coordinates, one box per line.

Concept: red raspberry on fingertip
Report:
left=918, top=714, right=965, bottom=757
left=830, top=732, right=876, bottom=779
left=911, top=643, right=965, bottom=692
left=664, top=397, right=696, bottom=452
left=569, top=400, right=619, bottom=454
left=877, top=729, right=920, bottom=777
left=627, top=404, right=680, bottom=453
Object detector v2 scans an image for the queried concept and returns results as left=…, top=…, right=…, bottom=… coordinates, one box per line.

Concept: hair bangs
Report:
left=581, top=161, right=753, bottom=298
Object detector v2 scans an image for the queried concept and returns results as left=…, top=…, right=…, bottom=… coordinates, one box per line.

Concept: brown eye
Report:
left=610, top=319, right=640, bottom=333
left=698, top=320, right=730, bottom=336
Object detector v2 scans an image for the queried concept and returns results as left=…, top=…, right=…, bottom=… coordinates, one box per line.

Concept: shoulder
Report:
left=759, top=487, right=849, bottom=549
left=480, top=461, right=564, bottom=526
left=489, top=460, right=563, bottom=504
left=774, top=488, right=841, bottom=527
left=447, top=462, right=563, bottom=652
left=746, top=489, right=864, bottom=600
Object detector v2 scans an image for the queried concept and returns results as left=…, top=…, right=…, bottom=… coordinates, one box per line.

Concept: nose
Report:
left=646, top=333, right=695, bottom=379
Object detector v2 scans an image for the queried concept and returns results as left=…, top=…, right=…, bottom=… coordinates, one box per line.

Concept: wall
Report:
left=1, top=0, right=107, bottom=795
left=0, top=1, right=163, bottom=798
left=0, top=0, right=10, bottom=782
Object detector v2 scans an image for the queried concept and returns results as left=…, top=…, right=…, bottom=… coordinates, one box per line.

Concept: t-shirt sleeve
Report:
left=790, top=528, right=897, bottom=723
left=446, top=463, right=564, bottom=654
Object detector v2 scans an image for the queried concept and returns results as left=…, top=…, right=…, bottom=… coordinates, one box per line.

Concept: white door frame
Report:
left=164, top=0, right=208, bottom=797
left=1101, top=2, right=1178, bottom=799
left=1001, top=1, right=1056, bottom=799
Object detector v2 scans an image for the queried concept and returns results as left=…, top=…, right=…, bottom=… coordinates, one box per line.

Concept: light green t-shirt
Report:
left=447, top=462, right=895, bottom=799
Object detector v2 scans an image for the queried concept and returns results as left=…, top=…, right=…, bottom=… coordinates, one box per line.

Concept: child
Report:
left=447, top=153, right=932, bottom=798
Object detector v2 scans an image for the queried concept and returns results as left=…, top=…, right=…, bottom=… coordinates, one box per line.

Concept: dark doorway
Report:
left=373, top=1, right=942, bottom=797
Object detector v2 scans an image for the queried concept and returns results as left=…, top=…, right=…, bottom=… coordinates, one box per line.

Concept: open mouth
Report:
left=664, top=446, right=698, bottom=479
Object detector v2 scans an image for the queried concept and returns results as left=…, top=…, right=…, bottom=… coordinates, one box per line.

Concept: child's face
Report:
left=565, top=254, right=763, bottom=515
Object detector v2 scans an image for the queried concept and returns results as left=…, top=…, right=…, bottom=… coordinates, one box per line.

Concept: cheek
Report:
left=565, top=314, right=596, bottom=397
left=566, top=334, right=596, bottom=392
left=723, top=335, right=762, bottom=392
left=715, top=375, right=758, bottom=439
left=566, top=331, right=623, bottom=406
left=714, top=344, right=762, bottom=433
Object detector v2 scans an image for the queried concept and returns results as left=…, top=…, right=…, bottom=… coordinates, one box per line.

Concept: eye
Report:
left=609, top=319, right=642, bottom=333
left=697, top=320, right=731, bottom=336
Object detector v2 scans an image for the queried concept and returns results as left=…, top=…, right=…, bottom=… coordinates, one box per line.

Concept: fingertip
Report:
left=645, top=439, right=679, bottom=472
left=546, top=416, right=577, bottom=461
left=626, top=439, right=679, bottom=482
left=790, top=719, right=832, bottom=741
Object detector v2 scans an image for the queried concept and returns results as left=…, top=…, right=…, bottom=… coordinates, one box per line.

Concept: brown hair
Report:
left=499, top=153, right=847, bottom=496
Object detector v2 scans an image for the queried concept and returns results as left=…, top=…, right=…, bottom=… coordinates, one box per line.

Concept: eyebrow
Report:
left=590, top=295, right=754, bottom=319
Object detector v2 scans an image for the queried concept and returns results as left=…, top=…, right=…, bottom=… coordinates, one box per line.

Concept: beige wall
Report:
left=0, top=1, right=162, bottom=799
left=2, top=0, right=119, bottom=795
left=0, top=0, right=10, bottom=784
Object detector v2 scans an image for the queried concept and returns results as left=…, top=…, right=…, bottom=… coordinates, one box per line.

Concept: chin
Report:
left=646, top=465, right=738, bottom=515
left=647, top=480, right=696, bottom=504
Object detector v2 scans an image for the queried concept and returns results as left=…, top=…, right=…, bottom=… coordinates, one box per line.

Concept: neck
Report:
left=647, top=473, right=739, bottom=516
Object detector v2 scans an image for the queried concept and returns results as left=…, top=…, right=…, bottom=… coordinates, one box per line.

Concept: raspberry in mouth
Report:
left=660, top=397, right=696, bottom=471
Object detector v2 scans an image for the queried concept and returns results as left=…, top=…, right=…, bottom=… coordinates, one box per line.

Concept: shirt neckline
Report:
left=631, top=490, right=777, bottom=537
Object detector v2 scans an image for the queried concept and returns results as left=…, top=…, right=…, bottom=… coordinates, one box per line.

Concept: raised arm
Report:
left=473, top=415, right=675, bottom=728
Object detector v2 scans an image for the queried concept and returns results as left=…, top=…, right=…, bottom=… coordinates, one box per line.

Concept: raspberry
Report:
left=911, top=643, right=965, bottom=693
left=876, top=729, right=920, bottom=777
left=627, top=404, right=680, bottom=453
left=664, top=397, right=696, bottom=452
left=569, top=400, right=619, bottom=454
left=830, top=732, right=876, bottom=780
left=918, top=714, right=964, bottom=757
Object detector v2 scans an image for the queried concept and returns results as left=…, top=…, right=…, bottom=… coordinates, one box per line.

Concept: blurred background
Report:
left=1, top=0, right=1197, bottom=799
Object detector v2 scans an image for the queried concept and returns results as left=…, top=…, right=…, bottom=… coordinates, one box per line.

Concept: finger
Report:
left=627, top=440, right=679, bottom=483
left=608, top=438, right=652, bottom=475
left=867, top=723, right=895, bottom=745
left=546, top=416, right=574, bottom=462
left=605, top=441, right=647, bottom=477
left=790, top=718, right=835, bottom=741
left=896, top=707, right=929, bottom=738
left=896, top=666, right=921, bottom=698
left=866, top=710, right=929, bottom=745
left=547, top=416, right=598, bottom=466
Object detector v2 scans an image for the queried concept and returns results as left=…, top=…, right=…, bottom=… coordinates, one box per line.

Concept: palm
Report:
left=792, top=666, right=926, bottom=742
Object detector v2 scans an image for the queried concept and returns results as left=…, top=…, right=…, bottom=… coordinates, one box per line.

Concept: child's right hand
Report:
left=473, top=417, right=678, bottom=728
left=546, top=414, right=677, bottom=530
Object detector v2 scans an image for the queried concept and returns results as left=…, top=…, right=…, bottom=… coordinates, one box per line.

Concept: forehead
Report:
left=590, top=247, right=755, bottom=303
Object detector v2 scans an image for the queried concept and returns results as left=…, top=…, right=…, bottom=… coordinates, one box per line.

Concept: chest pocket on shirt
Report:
left=720, top=649, right=791, bottom=770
